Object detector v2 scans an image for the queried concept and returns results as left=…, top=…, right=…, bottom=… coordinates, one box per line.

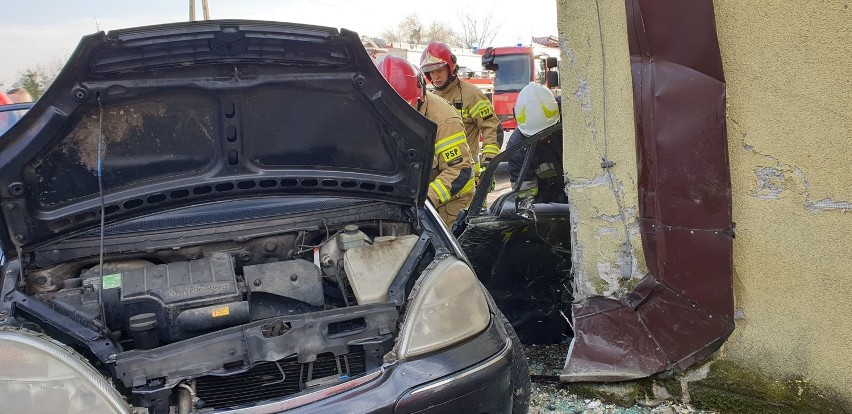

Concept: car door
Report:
left=454, top=123, right=573, bottom=344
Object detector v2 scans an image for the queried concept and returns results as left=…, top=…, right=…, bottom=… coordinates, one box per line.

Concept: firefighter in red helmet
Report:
left=420, top=41, right=503, bottom=182
left=0, top=92, right=17, bottom=136
left=377, top=55, right=475, bottom=227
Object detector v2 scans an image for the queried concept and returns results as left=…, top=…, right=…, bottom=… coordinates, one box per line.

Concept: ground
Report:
left=529, top=383, right=714, bottom=414
left=524, top=342, right=715, bottom=414
left=486, top=161, right=513, bottom=206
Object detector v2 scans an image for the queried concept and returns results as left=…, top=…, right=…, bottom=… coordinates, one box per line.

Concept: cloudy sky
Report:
left=0, top=0, right=557, bottom=88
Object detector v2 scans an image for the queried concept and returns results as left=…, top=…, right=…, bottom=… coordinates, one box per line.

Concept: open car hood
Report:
left=0, top=20, right=434, bottom=257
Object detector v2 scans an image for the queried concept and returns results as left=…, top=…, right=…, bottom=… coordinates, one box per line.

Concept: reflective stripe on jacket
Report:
left=419, top=92, right=475, bottom=206
left=434, top=78, right=503, bottom=167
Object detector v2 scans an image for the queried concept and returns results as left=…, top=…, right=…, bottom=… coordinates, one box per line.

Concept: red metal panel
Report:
left=562, top=0, right=734, bottom=381
left=656, top=228, right=734, bottom=319
left=650, top=61, right=730, bottom=230
left=635, top=283, right=733, bottom=366
left=564, top=295, right=668, bottom=381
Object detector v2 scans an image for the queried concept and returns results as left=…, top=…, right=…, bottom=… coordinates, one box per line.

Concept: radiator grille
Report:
left=195, top=346, right=366, bottom=410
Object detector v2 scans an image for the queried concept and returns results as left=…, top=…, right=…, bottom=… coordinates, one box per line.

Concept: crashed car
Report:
left=455, top=123, right=573, bottom=346
left=0, top=20, right=529, bottom=414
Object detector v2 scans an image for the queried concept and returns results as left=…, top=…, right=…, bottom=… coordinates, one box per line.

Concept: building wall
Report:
left=713, top=0, right=852, bottom=402
left=556, top=0, right=646, bottom=300
left=557, top=0, right=852, bottom=405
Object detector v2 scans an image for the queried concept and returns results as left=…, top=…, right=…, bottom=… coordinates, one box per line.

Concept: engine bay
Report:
left=5, top=215, right=440, bottom=413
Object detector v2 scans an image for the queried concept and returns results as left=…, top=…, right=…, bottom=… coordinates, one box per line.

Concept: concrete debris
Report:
left=529, top=383, right=715, bottom=414
left=526, top=344, right=716, bottom=413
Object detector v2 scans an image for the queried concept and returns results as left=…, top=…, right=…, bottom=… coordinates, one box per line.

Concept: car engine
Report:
left=9, top=219, right=434, bottom=413
left=47, top=253, right=325, bottom=348
left=36, top=223, right=417, bottom=350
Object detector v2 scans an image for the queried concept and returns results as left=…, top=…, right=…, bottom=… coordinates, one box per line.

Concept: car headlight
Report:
left=397, top=258, right=491, bottom=358
left=0, top=329, right=130, bottom=414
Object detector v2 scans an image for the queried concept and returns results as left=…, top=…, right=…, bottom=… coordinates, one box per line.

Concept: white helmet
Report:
left=514, top=82, right=559, bottom=136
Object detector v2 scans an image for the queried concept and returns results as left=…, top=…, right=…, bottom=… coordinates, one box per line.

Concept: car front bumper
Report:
left=217, top=318, right=514, bottom=414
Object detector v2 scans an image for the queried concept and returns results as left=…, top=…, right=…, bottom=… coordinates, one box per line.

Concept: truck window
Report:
left=493, top=54, right=532, bottom=92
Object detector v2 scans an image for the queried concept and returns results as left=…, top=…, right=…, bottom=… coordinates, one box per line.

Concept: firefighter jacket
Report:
left=506, top=125, right=567, bottom=204
left=419, top=92, right=475, bottom=224
left=434, top=77, right=503, bottom=173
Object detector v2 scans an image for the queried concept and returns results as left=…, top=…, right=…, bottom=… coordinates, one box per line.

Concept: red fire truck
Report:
left=480, top=44, right=560, bottom=132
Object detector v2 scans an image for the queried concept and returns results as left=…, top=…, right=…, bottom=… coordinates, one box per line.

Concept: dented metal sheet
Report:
left=562, top=0, right=735, bottom=381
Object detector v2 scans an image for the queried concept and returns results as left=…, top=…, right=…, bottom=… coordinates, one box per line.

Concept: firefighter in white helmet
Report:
left=420, top=42, right=504, bottom=184
left=506, top=82, right=566, bottom=204
left=377, top=55, right=475, bottom=227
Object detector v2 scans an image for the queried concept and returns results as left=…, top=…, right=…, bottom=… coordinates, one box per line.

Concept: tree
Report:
left=425, top=21, right=458, bottom=46
left=455, top=11, right=500, bottom=49
left=15, top=69, right=48, bottom=99
left=380, top=14, right=461, bottom=47
left=381, top=14, right=422, bottom=45
left=379, top=26, right=402, bottom=45
left=11, top=56, right=66, bottom=100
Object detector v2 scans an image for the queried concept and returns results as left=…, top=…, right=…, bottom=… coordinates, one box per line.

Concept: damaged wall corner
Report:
left=557, top=0, right=735, bottom=384
left=556, top=0, right=646, bottom=301
left=554, top=0, right=852, bottom=409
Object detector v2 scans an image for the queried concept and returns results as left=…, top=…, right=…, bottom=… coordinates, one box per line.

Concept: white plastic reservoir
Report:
left=343, top=235, right=419, bottom=304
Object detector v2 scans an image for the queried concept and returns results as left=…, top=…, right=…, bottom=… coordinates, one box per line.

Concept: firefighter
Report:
left=5, top=88, right=33, bottom=103
left=377, top=56, right=475, bottom=227
left=0, top=92, right=18, bottom=136
left=420, top=42, right=503, bottom=182
left=507, top=82, right=566, bottom=204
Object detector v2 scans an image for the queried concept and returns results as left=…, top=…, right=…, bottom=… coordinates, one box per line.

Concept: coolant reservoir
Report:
left=338, top=224, right=367, bottom=251
left=343, top=235, right=419, bottom=304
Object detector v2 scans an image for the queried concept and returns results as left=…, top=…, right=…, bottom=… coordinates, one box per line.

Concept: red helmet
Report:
left=420, top=41, right=457, bottom=76
left=376, top=55, right=426, bottom=107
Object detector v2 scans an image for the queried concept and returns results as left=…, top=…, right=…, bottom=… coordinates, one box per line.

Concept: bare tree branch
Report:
left=426, top=21, right=463, bottom=47
left=379, top=14, right=460, bottom=47
left=402, top=14, right=423, bottom=45
left=379, top=27, right=403, bottom=43
left=455, top=11, right=501, bottom=48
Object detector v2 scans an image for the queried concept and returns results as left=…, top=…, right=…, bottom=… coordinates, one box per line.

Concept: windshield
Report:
left=493, top=54, right=531, bottom=92
left=0, top=105, right=31, bottom=136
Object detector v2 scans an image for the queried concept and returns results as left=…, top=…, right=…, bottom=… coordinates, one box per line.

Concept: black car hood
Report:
left=0, top=20, right=435, bottom=257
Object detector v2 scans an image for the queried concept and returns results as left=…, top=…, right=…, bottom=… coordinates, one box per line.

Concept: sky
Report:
left=0, top=0, right=557, bottom=88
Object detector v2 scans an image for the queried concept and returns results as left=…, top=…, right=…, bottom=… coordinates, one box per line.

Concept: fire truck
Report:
left=480, top=40, right=560, bottom=132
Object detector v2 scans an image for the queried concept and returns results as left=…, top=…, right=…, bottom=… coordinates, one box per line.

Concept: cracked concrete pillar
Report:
left=556, top=0, right=646, bottom=299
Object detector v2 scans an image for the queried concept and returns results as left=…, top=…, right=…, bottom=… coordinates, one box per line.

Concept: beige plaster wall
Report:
left=714, top=0, right=852, bottom=403
left=556, top=0, right=646, bottom=300
left=556, top=0, right=852, bottom=404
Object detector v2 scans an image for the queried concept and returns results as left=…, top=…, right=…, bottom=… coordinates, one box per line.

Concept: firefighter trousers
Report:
left=435, top=191, right=473, bottom=228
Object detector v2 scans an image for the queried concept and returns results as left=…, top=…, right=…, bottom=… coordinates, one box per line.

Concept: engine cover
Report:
left=117, top=252, right=244, bottom=342
left=50, top=253, right=246, bottom=345
left=119, top=252, right=239, bottom=308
